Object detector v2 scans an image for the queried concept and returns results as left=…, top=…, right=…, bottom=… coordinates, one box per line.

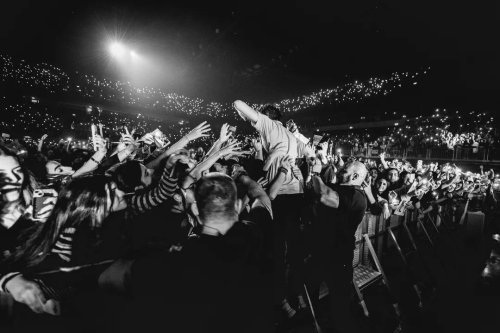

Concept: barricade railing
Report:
left=350, top=147, right=496, bottom=162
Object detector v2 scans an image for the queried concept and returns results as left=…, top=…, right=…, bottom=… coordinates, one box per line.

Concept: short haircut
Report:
left=194, top=173, right=237, bottom=220
left=260, top=104, right=282, bottom=121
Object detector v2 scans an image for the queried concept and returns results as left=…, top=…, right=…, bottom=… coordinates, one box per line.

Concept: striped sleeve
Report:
left=130, top=165, right=178, bottom=214
left=50, top=227, right=76, bottom=263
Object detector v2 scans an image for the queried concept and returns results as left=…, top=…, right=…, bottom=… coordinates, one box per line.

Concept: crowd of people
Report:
left=312, top=109, right=498, bottom=159
left=1, top=95, right=498, bottom=164
left=1, top=98, right=500, bottom=333
left=1, top=53, right=427, bottom=118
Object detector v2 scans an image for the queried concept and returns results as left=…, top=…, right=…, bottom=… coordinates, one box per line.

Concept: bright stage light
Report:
left=130, top=50, right=137, bottom=58
left=109, top=42, right=126, bottom=57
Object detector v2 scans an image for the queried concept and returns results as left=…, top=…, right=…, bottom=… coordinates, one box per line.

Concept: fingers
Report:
left=43, top=299, right=61, bottom=316
left=196, top=121, right=208, bottom=129
left=193, top=121, right=210, bottom=133
left=38, top=199, right=56, bottom=214
left=188, top=122, right=211, bottom=140
left=257, top=177, right=268, bottom=188
left=139, top=133, right=154, bottom=145
left=121, top=134, right=135, bottom=145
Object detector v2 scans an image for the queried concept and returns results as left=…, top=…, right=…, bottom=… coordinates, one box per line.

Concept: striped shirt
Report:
left=129, top=165, right=179, bottom=215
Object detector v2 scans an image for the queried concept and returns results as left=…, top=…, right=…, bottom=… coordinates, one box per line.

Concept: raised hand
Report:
left=120, top=133, right=137, bottom=147
left=185, top=121, right=211, bottom=142
left=362, top=177, right=373, bottom=196
left=139, top=133, right=155, bottom=146
left=219, top=123, right=232, bottom=143
left=218, top=140, right=242, bottom=159
left=252, top=138, right=262, bottom=152
left=32, top=189, right=58, bottom=223
left=153, top=135, right=168, bottom=149
left=93, top=134, right=107, bottom=153
left=320, top=141, right=328, bottom=152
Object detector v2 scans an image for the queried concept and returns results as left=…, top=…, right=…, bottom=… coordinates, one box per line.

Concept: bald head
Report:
left=338, top=161, right=368, bottom=186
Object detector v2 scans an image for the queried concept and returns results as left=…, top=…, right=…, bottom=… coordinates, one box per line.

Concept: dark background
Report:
left=1, top=0, right=499, bottom=115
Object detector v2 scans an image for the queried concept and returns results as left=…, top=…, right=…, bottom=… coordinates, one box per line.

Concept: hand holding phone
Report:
left=32, top=189, right=58, bottom=221
left=91, top=124, right=97, bottom=151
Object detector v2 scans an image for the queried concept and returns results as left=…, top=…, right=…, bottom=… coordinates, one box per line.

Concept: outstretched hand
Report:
left=185, top=121, right=211, bottom=142
left=219, top=140, right=242, bottom=159
left=252, top=138, right=262, bottom=152
left=219, top=123, right=232, bottom=143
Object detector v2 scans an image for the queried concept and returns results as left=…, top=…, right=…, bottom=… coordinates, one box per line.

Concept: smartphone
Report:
left=91, top=124, right=97, bottom=151
left=228, top=126, right=237, bottom=134
left=32, top=189, right=57, bottom=219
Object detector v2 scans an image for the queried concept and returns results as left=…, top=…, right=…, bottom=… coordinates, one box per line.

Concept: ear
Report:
left=235, top=198, right=243, bottom=214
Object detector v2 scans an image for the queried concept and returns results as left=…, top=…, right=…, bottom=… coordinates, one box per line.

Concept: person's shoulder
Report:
left=253, top=111, right=272, bottom=128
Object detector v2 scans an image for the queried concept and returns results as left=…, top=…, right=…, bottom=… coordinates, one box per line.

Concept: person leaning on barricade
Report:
left=306, top=161, right=368, bottom=333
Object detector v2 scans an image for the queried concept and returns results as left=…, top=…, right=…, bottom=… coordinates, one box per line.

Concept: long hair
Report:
left=112, top=160, right=143, bottom=193
left=11, top=175, right=113, bottom=268
left=0, top=145, right=37, bottom=219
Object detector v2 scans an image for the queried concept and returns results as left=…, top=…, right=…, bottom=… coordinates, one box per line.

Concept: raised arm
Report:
left=129, top=154, right=188, bottom=214
left=205, top=123, right=232, bottom=157
left=150, top=122, right=211, bottom=166
left=182, top=141, right=242, bottom=189
left=379, top=152, right=389, bottom=170
left=72, top=135, right=107, bottom=178
left=312, top=175, right=339, bottom=208
left=37, top=134, right=48, bottom=152
left=233, top=100, right=260, bottom=123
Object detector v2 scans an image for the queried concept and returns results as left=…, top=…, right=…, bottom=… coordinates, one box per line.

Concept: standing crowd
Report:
left=1, top=100, right=500, bottom=333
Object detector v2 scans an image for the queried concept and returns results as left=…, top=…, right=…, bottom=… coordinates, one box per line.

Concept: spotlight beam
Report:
left=109, top=42, right=126, bottom=57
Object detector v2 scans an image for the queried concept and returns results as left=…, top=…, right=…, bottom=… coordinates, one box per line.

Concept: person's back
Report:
left=129, top=225, right=272, bottom=333
left=126, top=173, right=273, bottom=333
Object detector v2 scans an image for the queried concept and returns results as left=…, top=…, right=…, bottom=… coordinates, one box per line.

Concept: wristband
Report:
left=90, top=157, right=102, bottom=165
